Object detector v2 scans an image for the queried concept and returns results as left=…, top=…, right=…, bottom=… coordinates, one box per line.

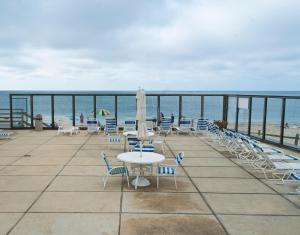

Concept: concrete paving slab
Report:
left=47, top=176, right=122, bottom=191
left=218, top=215, right=300, bottom=235
left=123, top=176, right=197, bottom=193
left=0, top=157, right=20, bottom=165
left=121, top=214, right=226, bottom=235
left=182, top=158, right=236, bottom=167
left=185, top=166, right=253, bottom=178
left=0, top=176, right=54, bottom=191
left=13, top=157, right=71, bottom=165
left=204, top=193, right=300, bottom=215
left=122, top=192, right=211, bottom=214
left=59, top=165, right=106, bottom=176
left=0, top=192, right=40, bottom=212
left=0, top=165, right=63, bottom=176
left=29, top=149, right=78, bottom=157
left=285, top=195, right=300, bottom=207
left=0, top=213, right=23, bottom=235
left=193, top=178, right=274, bottom=194
left=30, top=192, right=121, bottom=212
left=10, top=213, right=119, bottom=235
left=262, top=179, right=300, bottom=194
left=183, top=150, right=224, bottom=158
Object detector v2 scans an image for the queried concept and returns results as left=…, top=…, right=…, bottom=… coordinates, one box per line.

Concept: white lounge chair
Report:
left=175, top=119, right=192, bottom=135
left=57, top=118, right=79, bottom=136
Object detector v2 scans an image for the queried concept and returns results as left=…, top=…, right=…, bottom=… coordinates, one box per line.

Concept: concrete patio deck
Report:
left=0, top=130, right=300, bottom=235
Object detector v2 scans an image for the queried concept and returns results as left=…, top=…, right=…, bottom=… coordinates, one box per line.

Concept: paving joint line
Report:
left=6, top=134, right=92, bottom=235
left=165, top=136, right=230, bottom=235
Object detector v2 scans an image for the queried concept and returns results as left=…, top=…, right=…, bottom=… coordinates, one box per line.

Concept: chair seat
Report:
left=158, top=166, right=175, bottom=175
left=110, top=167, right=128, bottom=175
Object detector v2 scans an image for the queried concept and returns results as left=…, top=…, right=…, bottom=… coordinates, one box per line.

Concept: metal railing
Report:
left=7, top=92, right=300, bottom=151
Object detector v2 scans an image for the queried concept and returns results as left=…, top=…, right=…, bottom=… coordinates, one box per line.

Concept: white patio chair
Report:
left=87, top=118, right=100, bottom=134
left=157, top=118, right=172, bottom=135
left=175, top=119, right=192, bottom=135
left=101, top=152, right=129, bottom=189
left=157, top=152, right=184, bottom=189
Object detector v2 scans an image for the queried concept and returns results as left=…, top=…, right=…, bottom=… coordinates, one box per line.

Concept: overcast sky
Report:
left=0, top=0, right=300, bottom=91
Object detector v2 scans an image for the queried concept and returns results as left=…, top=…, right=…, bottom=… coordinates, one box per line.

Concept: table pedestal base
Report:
left=131, top=177, right=151, bottom=187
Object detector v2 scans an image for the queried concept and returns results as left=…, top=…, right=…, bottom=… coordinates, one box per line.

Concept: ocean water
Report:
left=0, top=91, right=300, bottom=127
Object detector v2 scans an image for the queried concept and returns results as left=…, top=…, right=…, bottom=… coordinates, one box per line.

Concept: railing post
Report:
left=223, top=95, right=228, bottom=128
left=9, top=94, right=13, bottom=129
left=72, top=95, right=75, bottom=126
left=178, top=95, right=182, bottom=125
left=248, top=97, right=252, bottom=136
left=93, top=95, right=97, bottom=119
left=200, top=95, right=204, bottom=118
left=262, top=97, right=268, bottom=140
left=280, top=98, right=286, bottom=145
left=157, top=96, right=161, bottom=124
left=235, top=96, right=239, bottom=131
left=30, top=95, right=34, bottom=128
left=114, top=95, right=118, bottom=123
left=51, top=95, right=55, bottom=129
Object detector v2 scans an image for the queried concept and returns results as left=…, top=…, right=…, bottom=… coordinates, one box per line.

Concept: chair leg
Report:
left=174, top=174, right=177, bottom=190
left=157, top=174, right=159, bottom=189
left=135, top=174, right=139, bottom=190
left=126, top=174, right=130, bottom=188
left=103, top=174, right=109, bottom=189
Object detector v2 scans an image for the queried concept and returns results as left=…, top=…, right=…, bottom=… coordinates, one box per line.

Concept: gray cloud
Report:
left=0, top=0, right=300, bottom=90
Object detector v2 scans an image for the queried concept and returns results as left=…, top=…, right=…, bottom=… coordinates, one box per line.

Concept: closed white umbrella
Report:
left=136, top=88, right=147, bottom=141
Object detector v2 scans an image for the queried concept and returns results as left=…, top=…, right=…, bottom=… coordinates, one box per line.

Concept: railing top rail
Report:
left=9, top=93, right=300, bottom=99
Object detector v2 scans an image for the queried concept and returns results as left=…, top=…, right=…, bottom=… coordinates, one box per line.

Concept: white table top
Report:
left=123, top=131, right=155, bottom=137
left=117, top=152, right=165, bottom=164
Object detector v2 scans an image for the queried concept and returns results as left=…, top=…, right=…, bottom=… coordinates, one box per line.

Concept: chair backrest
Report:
left=134, top=144, right=155, bottom=152
left=175, top=152, right=184, bottom=165
left=101, top=152, right=112, bottom=171
left=127, top=137, right=139, bottom=149
left=179, top=120, right=192, bottom=128
left=105, top=118, right=117, bottom=133
left=87, top=118, right=97, bottom=126
left=160, top=118, right=172, bottom=129
left=109, top=135, right=120, bottom=143
left=197, top=118, right=208, bottom=130
left=124, top=120, right=136, bottom=131
left=59, top=118, right=73, bottom=129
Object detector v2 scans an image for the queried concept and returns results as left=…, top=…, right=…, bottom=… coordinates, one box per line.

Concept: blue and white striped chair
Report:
left=158, top=118, right=172, bottom=135
left=0, top=130, right=12, bottom=139
left=133, top=144, right=155, bottom=152
left=87, top=118, right=100, bottom=134
left=127, top=136, right=139, bottom=151
left=157, top=152, right=184, bottom=189
left=108, top=134, right=121, bottom=150
left=192, top=118, right=208, bottom=135
left=101, top=152, right=129, bottom=188
left=105, top=118, right=118, bottom=134
left=124, top=120, right=136, bottom=132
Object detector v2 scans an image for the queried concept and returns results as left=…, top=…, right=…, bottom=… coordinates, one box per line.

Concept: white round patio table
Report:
left=117, top=152, right=165, bottom=187
left=123, top=131, right=155, bottom=137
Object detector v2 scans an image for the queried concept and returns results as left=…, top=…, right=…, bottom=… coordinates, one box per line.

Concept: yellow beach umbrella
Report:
left=98, top=109, right=110, bottom=117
